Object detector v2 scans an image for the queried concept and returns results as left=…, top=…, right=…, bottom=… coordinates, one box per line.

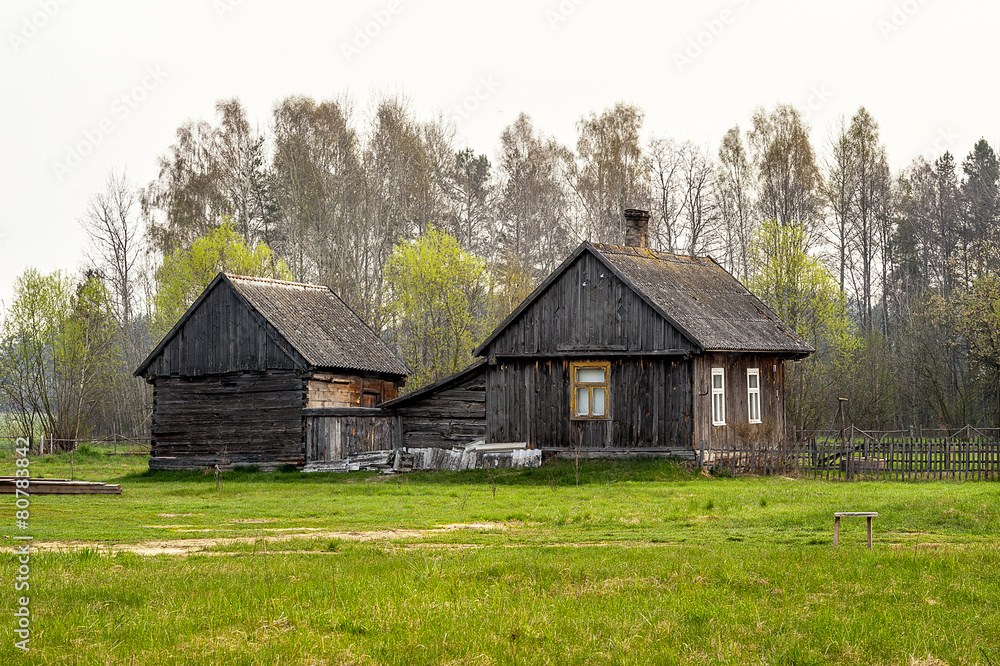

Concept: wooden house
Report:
left=135, top=273, right=409, bottom=470
left=472, top=209, right=813, bottom=456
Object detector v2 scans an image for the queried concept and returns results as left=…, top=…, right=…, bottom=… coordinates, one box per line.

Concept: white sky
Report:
left=1, top=0, right=998, bottom=307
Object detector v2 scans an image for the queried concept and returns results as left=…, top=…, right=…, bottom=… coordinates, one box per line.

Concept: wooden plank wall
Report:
left=486, top=358, right=692, bottom=451
left=150, top=371, right=305, bottom=467
left=483, top=252, right=697, bottom=356
left=305, top=412, right=399, bottom=461
left=397, top=371, right=486, bottom=449
left=692, top=353, right=786, bottom=450
left=306, top=373, right=401, bottom=408
left=144, top=281, right=304, bottom=377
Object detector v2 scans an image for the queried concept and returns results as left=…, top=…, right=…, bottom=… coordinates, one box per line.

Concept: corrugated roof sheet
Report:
left=592, top=245, right=814, bottom=354
left=226, top=274, right=409, bottom=376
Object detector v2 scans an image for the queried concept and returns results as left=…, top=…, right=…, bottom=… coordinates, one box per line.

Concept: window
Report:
left=747, top=369, right=761, bottom=424
left=571, top=362, right=610, bottom=419
left=711, top=368, right=725, bottom=426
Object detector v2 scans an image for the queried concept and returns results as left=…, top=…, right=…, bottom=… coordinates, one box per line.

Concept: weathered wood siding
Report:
left=485, top=358, right=692, bottom=451
left=692, top=353, right=786, bottom=449
left=150, top=371, right=305, bottom=468
left=397, top=371, right=486, bottom=449
left=306, top=373, right=401, bottom=409
left=144, top=281, right=306, bottom=377
left=482, top=252, right=697, bottom=356
left=304, top=409, right=399, bottom=461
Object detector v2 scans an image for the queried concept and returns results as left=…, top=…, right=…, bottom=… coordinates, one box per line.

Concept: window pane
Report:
left=712, top=372, right=723, bottom=389
left=578, top=367, right=606, bottom=384
left=748, top=373, right=758, bottom=389
left=592, top=388, right=606, bottom=416
left=576, top=387, right=590, bottom=416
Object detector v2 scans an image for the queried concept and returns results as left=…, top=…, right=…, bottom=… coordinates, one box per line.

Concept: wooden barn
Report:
left=135, top=273, right=409, bottom=470
left=472, top=209, right=813, bottom=457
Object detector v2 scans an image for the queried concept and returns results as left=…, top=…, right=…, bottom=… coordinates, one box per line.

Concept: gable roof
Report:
left=474, top=242, right=813, bottom=357
left=135, top=273, right=409, bottom=377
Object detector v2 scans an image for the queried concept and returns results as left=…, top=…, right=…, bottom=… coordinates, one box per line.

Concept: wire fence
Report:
left=0, top=434, right=150, bottom=457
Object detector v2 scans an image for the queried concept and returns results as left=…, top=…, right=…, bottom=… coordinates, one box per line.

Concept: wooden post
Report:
left=834, top=515, right=840, bottom=547
left=839, top=399, right=849, bottom=481
left=867, top=516, right=873, bottom=550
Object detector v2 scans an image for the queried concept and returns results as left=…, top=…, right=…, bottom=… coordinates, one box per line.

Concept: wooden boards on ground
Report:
left=0, top=477, right=122, bottom=495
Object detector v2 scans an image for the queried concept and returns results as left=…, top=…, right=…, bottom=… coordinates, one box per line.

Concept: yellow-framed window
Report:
left=570, top=361, right=610, bottom=420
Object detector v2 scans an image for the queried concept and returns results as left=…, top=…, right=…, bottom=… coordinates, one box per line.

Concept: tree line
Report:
left=2, top=93, right=998, bottom=446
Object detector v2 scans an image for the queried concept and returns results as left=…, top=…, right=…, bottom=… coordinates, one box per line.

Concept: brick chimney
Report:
left=623, top=209, right=650, bottom=248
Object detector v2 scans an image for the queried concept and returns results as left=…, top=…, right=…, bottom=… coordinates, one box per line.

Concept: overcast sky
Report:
left=1, top=0, right=998, bottom=307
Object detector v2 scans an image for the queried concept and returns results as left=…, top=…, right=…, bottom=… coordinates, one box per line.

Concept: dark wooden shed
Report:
left=473, top=220, right=813, bottom=457
left=135, top=273, right=409, bottom=470
left=381, top=359, right=487, bottom=449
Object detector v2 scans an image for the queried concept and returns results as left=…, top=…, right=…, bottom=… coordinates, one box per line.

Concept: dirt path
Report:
left=17, top=522, right=508, bottom=556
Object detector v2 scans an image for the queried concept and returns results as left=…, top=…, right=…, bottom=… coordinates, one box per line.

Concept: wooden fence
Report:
left=699, top=426, right=1000, bottom=481
left=2, top=435, right=150, bottom=456
left=303, top=408, right=399, bottom=463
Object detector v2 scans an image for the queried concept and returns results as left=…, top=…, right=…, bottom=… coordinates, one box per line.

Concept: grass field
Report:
left=1, top=444, right=999, bottom=664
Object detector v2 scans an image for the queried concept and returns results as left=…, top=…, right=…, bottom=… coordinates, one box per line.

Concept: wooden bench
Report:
left=834, top=512, right=878, bottom=549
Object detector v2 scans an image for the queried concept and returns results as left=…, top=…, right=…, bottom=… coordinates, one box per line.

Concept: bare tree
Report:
left=748, top=104, right=823, bottom=241
left=570, top=103, right=647, bottom=243
left=823, top=116, right=855, bottom=293
left=213, top=98, right=273, bottom=245
left=647, top=135, right=684, bottom=253
left=717, top=126, right=755, bottom=280
left=81, top=170, right=146, bottom=325
left=677, top=142, right=719, bottom=257
left=496, top=113, right=576, bottom=279
left=80, top=171, right=153, bottom=439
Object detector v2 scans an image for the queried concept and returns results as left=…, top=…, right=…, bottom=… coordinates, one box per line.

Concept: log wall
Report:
left=149, top=370, right=306, bottom=469
left=485, top=357, right=692, bottom=452
left=396, top=370, right=486, bottom=449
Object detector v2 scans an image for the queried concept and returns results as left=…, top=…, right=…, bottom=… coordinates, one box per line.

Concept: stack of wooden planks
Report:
left=0, top=477, right=122, bottom=495
left=302, top=442, right=541, bottom=474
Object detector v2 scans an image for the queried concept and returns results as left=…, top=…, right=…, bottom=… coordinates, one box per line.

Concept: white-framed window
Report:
left=747, top=368, right=761, bottom=424
left=711, top=367, right=725, bottom=426
left=571, top=361, right=610, bottom=419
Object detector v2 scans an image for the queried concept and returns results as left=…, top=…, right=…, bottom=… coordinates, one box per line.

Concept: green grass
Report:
left=1, top=449, right=999, bottom=663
